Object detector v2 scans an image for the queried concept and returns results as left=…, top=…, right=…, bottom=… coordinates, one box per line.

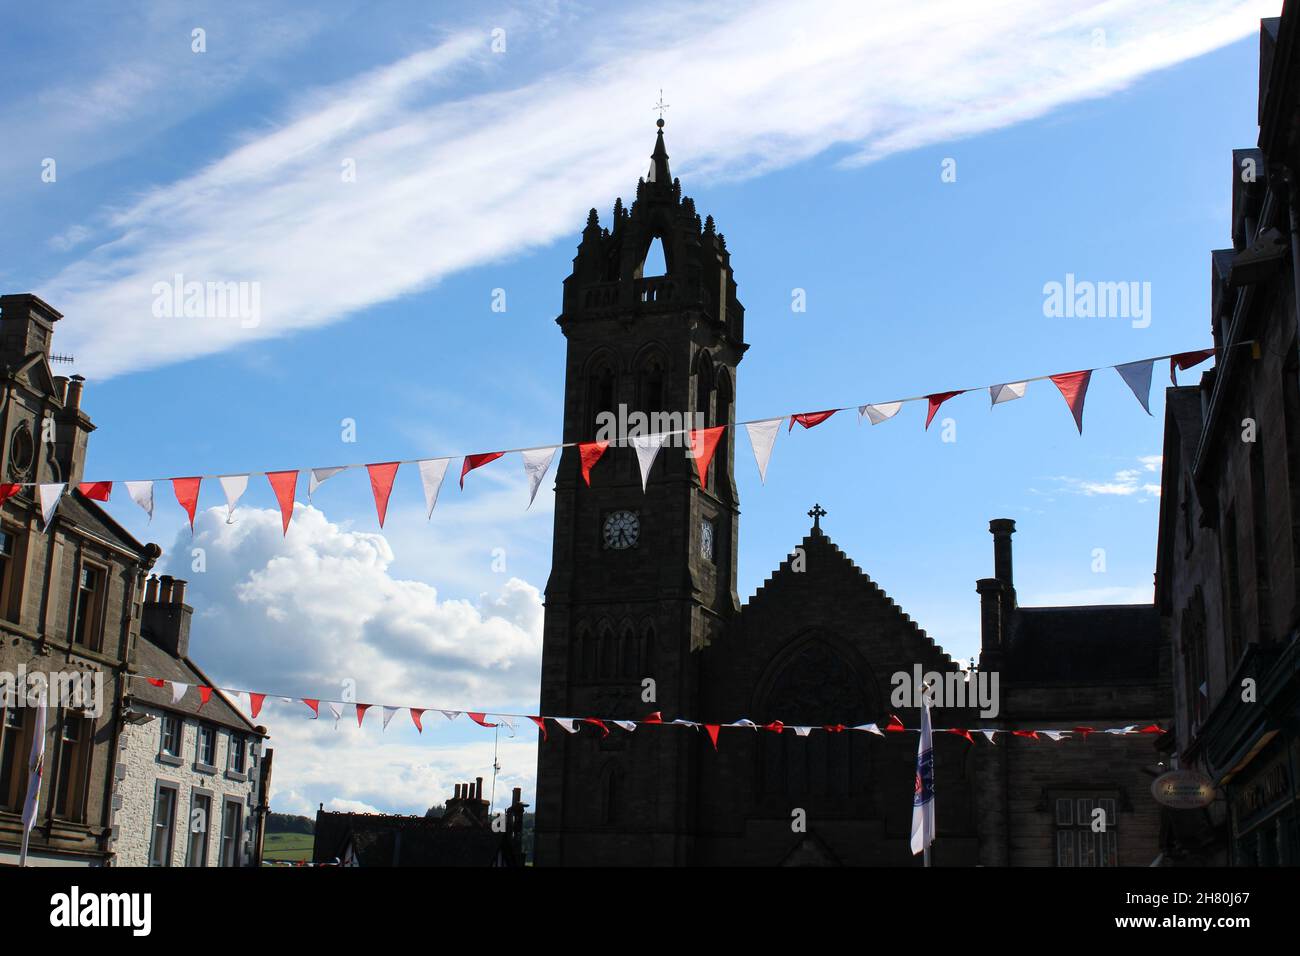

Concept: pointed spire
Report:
left=647, top=118, right=671, bottom=185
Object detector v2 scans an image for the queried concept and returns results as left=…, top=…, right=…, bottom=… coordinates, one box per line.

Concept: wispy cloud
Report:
left=1051, top=454, right=1162, bottom=497
left=39, top=0, right=1273, bottom=378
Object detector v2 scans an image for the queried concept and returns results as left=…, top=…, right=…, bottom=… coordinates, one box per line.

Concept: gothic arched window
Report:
left=587, top=362, right=616, bottom=440
left=694, top=352, right=714, bottom=431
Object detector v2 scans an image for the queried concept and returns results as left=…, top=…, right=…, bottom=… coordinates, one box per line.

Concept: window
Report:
left=228, top=735, right=246, bottom=775
left=149, top=784, right=178, bottom=867
left=160, top=715, right=181, bottom=758
left=1183, top=589, right=1209, bottom=726
left=221, top=799, right=244, bottom=867
left=1054, top=795, right=1118, bottom=866
left=196, top=724, right=216, bottom=767
left=0, top=528, right=23, bottom=622
left=1223, top=507, right=1244, bottom=667
left=186, top=793, right=212, bottom=867
left=53, top=712, right=92, bottom=821
left=0, top=707, right=31, bottom=812
left=71, top=563, right=107, bottom=651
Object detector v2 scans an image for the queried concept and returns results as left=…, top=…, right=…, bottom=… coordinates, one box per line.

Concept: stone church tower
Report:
left=534, top=122, right=746, bottom=865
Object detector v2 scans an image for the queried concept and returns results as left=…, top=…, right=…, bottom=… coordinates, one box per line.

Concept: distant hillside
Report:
left=266, top=812, right=315, bottom=835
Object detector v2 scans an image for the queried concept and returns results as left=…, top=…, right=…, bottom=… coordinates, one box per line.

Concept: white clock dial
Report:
left=603, top=510, right=640, bottom=549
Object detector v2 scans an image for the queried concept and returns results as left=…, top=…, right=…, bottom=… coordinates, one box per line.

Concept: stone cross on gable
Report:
left=808, top=503, right=827, bottom=531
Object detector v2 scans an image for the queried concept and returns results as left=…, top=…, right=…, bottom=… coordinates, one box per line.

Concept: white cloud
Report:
left=41, top=0, right=1274, bottom=378
left=1022, top=584, right=1154, bottom=605
left=1052, top=454, right=1164, bottom=498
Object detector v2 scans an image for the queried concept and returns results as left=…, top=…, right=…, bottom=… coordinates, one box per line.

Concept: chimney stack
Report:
left=475, top=777, right=483, bottom=801
left=976, top=578, right=1004, bottom=668
left=142, top=573, right=193, bottom=659
left=989, top=519, right=1016, bottom=592
left=66, top=375, right=85, bottom=412
left=144, top=574, right=159, bottom=604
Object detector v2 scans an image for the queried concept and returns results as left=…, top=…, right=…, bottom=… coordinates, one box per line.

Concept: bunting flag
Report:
left=366, top=462, right=400, bottom=528
left=1013, top=729, right=1040, bottom=740
left=382, top=706, right=398, bottom=731
left=78, top=481, right=112, bottom=501
left=705, top=725, right=721, bottom=750
left=789, top=410, right=836, bottom=430
left=460, top=452, right=504, bottom=489
left=1042, top=730, right=1067, bottom=741
left=925, top=392, right=963, bottom=430
left=856, top=723, right=883, bottom=736
left=410, top=708, right=425, bottom=732
left=170, top=682, right=188, bottom=704
left=578, top=441, right=608, bottom=486
left=440, top=710, right=461, bottom=722
left=642, top=712, right=662, bottom=724
left=303, top=698, right=320, bottom=718
left=989, top=382, right=1027, bottom=406
left=0, top=484, right=21, bottom=506
left=249, top=693, right=265, bottom=719
left=886, top=714, right=906, bottom=732
left=529, top=715, right=548, bottom=741
left=327, top=702, right=343, bottom=723
left=861, top=401, right=903, bottom=425
left=197, top=686, right=213, bottom=708
left=980, top=729, right=998, bottom=744
left=552, top=718, right=580, bottom=734
left=1115, top=360, right=1154, bottom=415
left=1049, top=370, right=1092, bottom=434
left=793, top=726, right=813, bottom=737
left=219, top=475, right=248, bottom=522
left=582, top=718, right=610, bottom=738
left=521, top=447, right=557, bottom=508
left=1073, top=726, right=1096, bottom=739
left=1170, top=348, right=1215, bottom=384
left=309, top=466, right=345, bottom=501
left=37, top=483, right=63, bottom=532
left=630, top=434, right=668, bottom=491
left=126, top=480, right=154, bottom=521
left=612, top=720, right=637, bottom=732
left=417, top=459, right=450, bottom=518
left=688, top=426, right=725, bottom=490
left=265, top=470, right=298, bottom=534
left=173, top=477, right=202, bottom=532
left=948, top=728, right=974, bottom=743
left=744, top=418, right=782, bottom=483
left=146, top=678, right=166, bottom=687
left=355, top=703, right=371, bottom=727
left=467, top=712, right=497, bottom=728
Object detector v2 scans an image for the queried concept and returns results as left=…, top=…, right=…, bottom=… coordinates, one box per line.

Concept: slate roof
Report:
left=1006, top=604, right=1162, bottom=683
left=312, top=811, right=518, bottom=866
left=130, top=633, right=260, bottom=734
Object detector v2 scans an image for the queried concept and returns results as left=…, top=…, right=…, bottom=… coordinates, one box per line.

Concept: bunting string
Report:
left=14, top=347, right=1219, bottom=532
left=132, top=675, right=1165, bottom=751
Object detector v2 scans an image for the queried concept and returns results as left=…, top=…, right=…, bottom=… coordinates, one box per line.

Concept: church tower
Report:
left=534, top=121, right=747, bottom=865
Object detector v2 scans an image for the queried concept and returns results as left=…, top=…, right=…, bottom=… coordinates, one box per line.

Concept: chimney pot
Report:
left=475, top=777, right=483, bottom=800
left=158, top=575, right=174, bottom=604
left=989, top=518, right=1016, bottom=590
left=144, top=574, right=159, bottom=604
left=172, top=579, right=187, bottom=605
left=67, top=375, right=84, bottom=412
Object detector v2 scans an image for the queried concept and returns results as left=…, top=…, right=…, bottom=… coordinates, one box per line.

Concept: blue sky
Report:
left=0, top=0, right=1277, bottom=815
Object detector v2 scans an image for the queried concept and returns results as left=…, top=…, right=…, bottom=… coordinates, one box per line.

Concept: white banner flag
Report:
left=910, top=696, right=936, bottom=857
left=125, top=480, right=155, bottom=521
left=308, top=466, right=346, bottom=501
left=38, top=483, right=64, bottom=533
left=170, top=682, right=188, bottom=704
left=989, top=382, right=1027, bottom=405
left=219, top=474, right=248, bottom=522
left=521, top=447, right=557, bottom=509
left=382, top=706, right=399, bottom=731
left=860, top=401, right=903, bottom=425
left=630, top=434, right=669, bottom=491
left=1116, top=360, right=1154, bottom=415
left=552, top=718, right=580, bottom=734
left=19, top=695, right=47, bottom=863
left=744, top=418, right=782, bottom=483
left=418, top=459, right=451, bottom=518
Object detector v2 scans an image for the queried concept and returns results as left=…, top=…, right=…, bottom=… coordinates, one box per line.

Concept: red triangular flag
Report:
left=246, top=693, right=265, bottom=719
left=78, top=481, right=112, bottom=501
left=197, top=686, right=212, bottom=708
left=1049, top=370, right=1092, bottom=434
left=467, top=711, right=498, bottom=728
left=410, top=708, right=425, bottom=732
left=822, top=724, right=846, bottom=733
left=147, top=677, right=166, bottom=687
left=303, top=698, right=320, bottom=718
left=1170, top=349, right=1215, bottom=384
left=763, top=720, right=785, bottom=734
left=1073, top=726, right=1095, bottom=739
left=688, top=426, right=725, bottom=489
left=789, top=410, right=837, bottom=431
left=704, top=724, right=721, bottom=750
left=642, top=711, right=662, bottom=724
left=1013, top=729, right=1040, bottom=740
left=578, top=441, right=609, bottom=486
left=460, top=453, right=504, bottom=489
left=266, top=471, right=298, bottom=535
left=582, top=718, right=610, bottom=738
left=948, top=728, right=974, bottom=743
left=529, top=716, right=548, bottom=741
left=365, top=462, right=400, bottom=528
left=0, top=484, right=21, bottom=506
left=355, top=703, right=372, bottom=727
left=173, top=477, right=202, bottom=532
left=925, top=391, right=963, bottom=429
left=1138, top=724, right=1165, bottom=734
left=885, top=714, right=905, bottom=732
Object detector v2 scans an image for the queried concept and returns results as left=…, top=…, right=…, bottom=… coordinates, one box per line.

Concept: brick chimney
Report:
left=142, top=573, right=193, bottom=659
left=0, top=293, right=59, bottom=362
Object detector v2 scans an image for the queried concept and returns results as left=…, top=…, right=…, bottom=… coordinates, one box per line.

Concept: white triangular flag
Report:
left=521, top=447, right=557, bottom=509
left=327, top=702, right=342, bottom=724
left=1042, top=730, right=1066, bottom=741
left=1105, top=725, right=1137, bottom=735
left=498, top=717, right=517, bottom=737
left=126, top=480, right=154, bottom=521
left=981, top=729, right=998, bottom=744
left=382, top=706, right=399, bottom=731
left=860, top=401, right=903, bottom=425
left=1116, top=360, right=1154, bottom=415
left=612, top=720, right=637, bottom=732
left=440, top=709, right=460, bottom=721
left=989, top=382, right=1027, bottom=406
left=793, top=726, right=813, bottom=737
left=669, top=719, right=699, bottom=728
left=854, top=723, right=883, bottom=736
left=219, top=474, right=248, bottom=522
left=171, top=682, right=189, bottom=704
left=552, top=718, right=580, bottom=734
left=630, top=434, right=668, bottom=492
left=744, top=418, right=782, bottom=483
left=418, top=459, right=451, bottom=519
left=309, top=467, right=346, bottom=501
left=729, top=719, right=758, bottom=729
left=38, top=483, right=64, bottom=532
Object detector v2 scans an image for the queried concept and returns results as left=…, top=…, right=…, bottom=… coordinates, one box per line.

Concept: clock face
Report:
left=700, top=520, right=715, bottom=561
left=603, top=510, right=640, bottom=550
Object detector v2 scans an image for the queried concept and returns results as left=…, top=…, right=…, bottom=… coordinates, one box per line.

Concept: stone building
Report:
left=0, top=293, right=162, bottom=866
left=1155, top=12, right=1300, bottom=866
left=112, top=574, right=271, bottom=867
left=534, top=126, right=1170, bottom=866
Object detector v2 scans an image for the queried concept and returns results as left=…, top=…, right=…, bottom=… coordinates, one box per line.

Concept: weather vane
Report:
left=653, top=89, right=670, bottom=123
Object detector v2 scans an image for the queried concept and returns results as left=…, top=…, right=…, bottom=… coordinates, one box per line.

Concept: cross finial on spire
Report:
left=653, top=89, right=670, bottom=125
left=808, top=503, right=827, bottom=531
